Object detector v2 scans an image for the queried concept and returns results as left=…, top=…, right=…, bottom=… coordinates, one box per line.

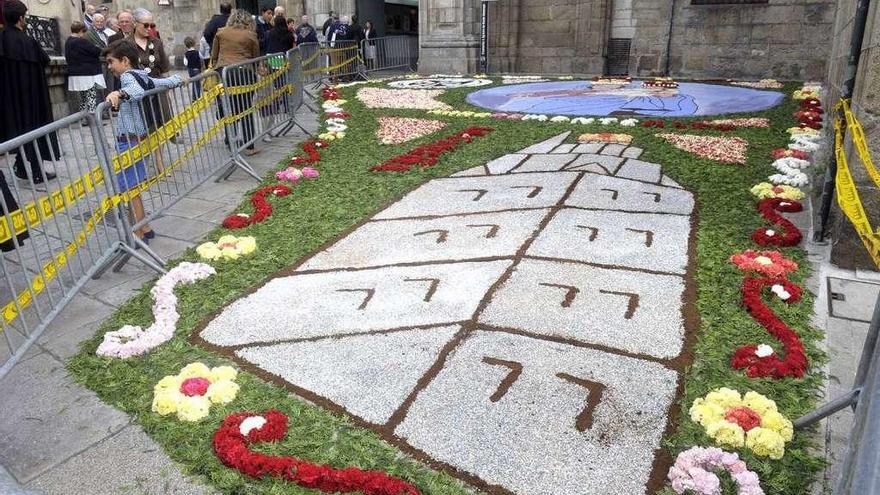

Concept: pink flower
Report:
left=181, top=377, right=211, bottom=396
left=730, top=249, right=799, bottom=278
left=301, top=167, right=319, bottom=178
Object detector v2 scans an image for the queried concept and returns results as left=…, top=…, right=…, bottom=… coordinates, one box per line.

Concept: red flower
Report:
left=372, top=127, right=494, bottom=172
left=321, top=86, right=341, bottom=100
left=724, top=406, right=762, bottom=432
left=213, top=410, right=421, bottom=495
left=771, top=148, right=809, bottom=160
left=731, top=277, right=807, bottom=379
left=641, top=119, right=665, bottom=128
left=751, top=198, right=803, bottom=247
left=222, top=184, right=292, bottom=229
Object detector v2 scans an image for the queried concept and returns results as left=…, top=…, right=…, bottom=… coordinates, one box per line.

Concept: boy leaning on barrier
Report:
left=103, top=39, right=184, bottom=245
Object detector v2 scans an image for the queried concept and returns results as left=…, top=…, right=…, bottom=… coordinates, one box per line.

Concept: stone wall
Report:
left=419, top=0, right=480, bottom=74
left=486, top=0, right=609, bottom=75
left=825, top=0, right=880, bottom=270
left=630, top=0, right=836, bottom=79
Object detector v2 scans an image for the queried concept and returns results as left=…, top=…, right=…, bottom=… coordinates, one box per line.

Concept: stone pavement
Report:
left=0, top=104, right=318, bottom=495
left=197, top=132, right=696, bottom=495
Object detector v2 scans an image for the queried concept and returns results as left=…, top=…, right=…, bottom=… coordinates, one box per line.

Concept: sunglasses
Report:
left=139, top=22, right=156, bottom=28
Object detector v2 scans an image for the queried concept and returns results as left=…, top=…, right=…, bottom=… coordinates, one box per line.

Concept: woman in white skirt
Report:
left=64, top=21, right=106, bottom=115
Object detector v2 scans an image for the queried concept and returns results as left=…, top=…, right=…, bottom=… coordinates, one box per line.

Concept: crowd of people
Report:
left=0, top=0, right=381, bottom=250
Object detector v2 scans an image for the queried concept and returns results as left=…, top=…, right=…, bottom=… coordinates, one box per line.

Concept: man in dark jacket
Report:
left=255, top=6, right=273, bottom=54
left=203, top=2, right=232, bottom=49
left=0, top=0, right=58, bottom=184
left=295, top=14, right=318, bottom=44
left=322, top=11, right=337, bottom=39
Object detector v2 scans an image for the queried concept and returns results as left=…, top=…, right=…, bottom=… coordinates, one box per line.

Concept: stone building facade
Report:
left=473, top=0, right=838, bottom=80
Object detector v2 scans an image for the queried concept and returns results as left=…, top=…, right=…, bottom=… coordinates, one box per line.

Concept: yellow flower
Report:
left=211, top=366, right=238, bottom=382
left=237, top=237, right=256, bottom=255
left=196, top=242, right=222, bottom=261
left=750, top=183, right=804, bottom=200
left=153, top=374, right=183, bottom=393
left=742, top=390, right=778, bottom=415
left=152, top=390, right=182, bottom=416
left=176, top=395, right=211, bottom=422
left=704, top=387, right=743, bottom=409
left=206, top=380, right=240, bottom=404
left=705, top=420, right=745, bottom=448
left=220, top=246, right=239, bottom=260
left=745, top=427, right=786, bottom=459
left=760, top=410, right=794, bottom=441
left=179, top=362, right=211, bottom=379
left=689, top=399, right=725, bottom=427
left=754, top=256, right=773, bottom=265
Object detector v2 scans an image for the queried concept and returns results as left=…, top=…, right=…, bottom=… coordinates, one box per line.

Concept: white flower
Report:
left=599, top=117, right=618, bottom=125
left=771, top=284, right=792, bottom=301
left=571, top=117, right=595, bottom=125
left=550, top=116, right=570, bottom=122
left=765, top=229, right=776, bottom=237
left=239, top=415, right=267, bottom=436
left=755, top=344, right=775, bottom=357
left=619, top=118, right=639, bottom=127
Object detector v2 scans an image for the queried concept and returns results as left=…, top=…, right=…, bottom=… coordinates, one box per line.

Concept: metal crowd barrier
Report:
left=794, top=292, right=880, bottom=494
left=219, top=48, right=300, bottom=178
left=0, top=111, right=163, bottom=378
left=299, top=40, right=365, bottom=86
left=362, top=35, right=418, bottom=73
left=0, top=49, right=310, bottom=377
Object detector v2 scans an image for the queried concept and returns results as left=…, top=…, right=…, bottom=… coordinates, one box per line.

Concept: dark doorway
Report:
left=355, top=0, right=418, bottom=38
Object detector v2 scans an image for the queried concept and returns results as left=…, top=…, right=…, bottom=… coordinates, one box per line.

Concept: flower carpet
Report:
left=70, top=76, right=825, bottom=495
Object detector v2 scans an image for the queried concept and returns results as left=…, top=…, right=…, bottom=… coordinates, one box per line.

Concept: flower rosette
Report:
left=771, top=148, right=810, bottom=161
left=213, top=410, right=421, bottom=495
left=196, top=235, right=257, bottom=261
left=690, top=388, right=793, bottom=459
left=730, top=249, right=798, bottom=279
left=276, top=166, right=319, bottom=183
left=290, top=139, right=328, bottom=166
left=750, top=183, right=805, bottom=201
left=222, top=184, right=291, bottom=229
left=752, top=198, right=803, bottom=247
left=668, top=446, right=765, bottom=495
left=96, top=262, right=215, bottom=358
left=152, top=362, right=240, bottom=422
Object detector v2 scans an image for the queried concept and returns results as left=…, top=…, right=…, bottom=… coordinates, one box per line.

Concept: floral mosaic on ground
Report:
left=71, top=75, right=829, bottom=495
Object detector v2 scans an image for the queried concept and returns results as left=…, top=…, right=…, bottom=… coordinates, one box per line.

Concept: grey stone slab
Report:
left=562, top=153, right=623, bottom=174
left=25, top=425, right=211, bottom=495
left=89, top=273, right=154, bottom=308
left=528, top=208, right=692, bottom=275
left=511, top=154, right=579, bottom=173
left=486, top=154, right=527, bottom=175
left=600, top=143, right=627, bottom=156
left=201, top=260, right=512, bottom=347
left=551, top=144, right=576, bottom=154
left=572, top=143, right=604, bottom=154
left=479, top=258, right=687, bottom=359
left=516, top=132, right=571, bottom=154
left=621, top=147, right=644, bottom=159
left=142, top=236, right=194, bottom=260
left=615, top=159, right=662, bottom=184
left=565, top=174, right=695, bottom=215
left=0, top=352, right=130, bottom=483
left=395, top=330, right=679, bottom=495
left=1, top=465, right=39, bottom=495
left=237, top=326, right=460, bottom=425
left=149, top=216, right=217, bottom=242
left=450, top=165, right=488, bottom=177
left=660, top=176, right=684, bottom=189
left=38, top=294, right=115, bottom=360
left=163, top=196, right=229, bottom=220
left=301, top=209, right=549, bottom=270
left=828, top=278, right=880, bottom=322
left=373, top=173, right=579, bottom=219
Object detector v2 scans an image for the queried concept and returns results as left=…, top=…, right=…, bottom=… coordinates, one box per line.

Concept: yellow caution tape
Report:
left=301, top=55, right=362, bottom=76
left=840, top=99, right=880, bottom=189
left=833, top=114, right=880, bottom=268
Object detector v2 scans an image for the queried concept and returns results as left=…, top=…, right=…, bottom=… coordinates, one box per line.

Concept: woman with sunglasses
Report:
left=130, top=8, right=174, bottom=166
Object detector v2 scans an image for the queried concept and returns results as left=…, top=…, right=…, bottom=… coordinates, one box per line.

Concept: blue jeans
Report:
left=188, top=68, right=202, bottom=100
